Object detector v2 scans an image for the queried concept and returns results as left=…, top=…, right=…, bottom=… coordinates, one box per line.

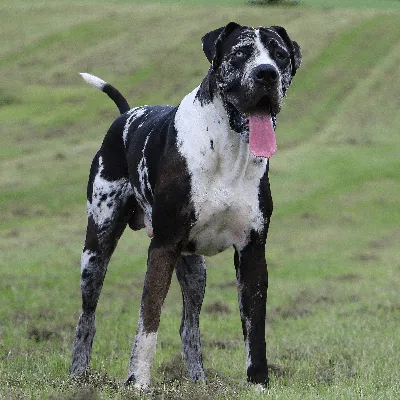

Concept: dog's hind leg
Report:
left=71, top=153, right=135, bottom=375
left=176, top=254, right=207, bottom=382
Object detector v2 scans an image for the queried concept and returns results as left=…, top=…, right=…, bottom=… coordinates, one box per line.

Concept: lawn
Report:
left=0, top=0, right=399, bottom=399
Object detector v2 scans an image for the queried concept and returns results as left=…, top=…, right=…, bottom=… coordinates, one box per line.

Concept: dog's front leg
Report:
left=234, top=235, right=269, bottom=387
left=126, top=238, right=180, bottom=389
left=176, top=255, right=207, bottom=382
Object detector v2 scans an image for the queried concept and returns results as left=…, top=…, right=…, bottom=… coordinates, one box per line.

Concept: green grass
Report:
left=1, top=0, right=400, bottom=399
left=302, top=0, right=400, bottom=9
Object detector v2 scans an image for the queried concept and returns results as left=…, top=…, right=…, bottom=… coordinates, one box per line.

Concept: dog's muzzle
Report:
left=248, top=64, right=282, bottom=115
left=253, top=64, right=279, bottom=85
left=237, top=64, right=281, bottom=159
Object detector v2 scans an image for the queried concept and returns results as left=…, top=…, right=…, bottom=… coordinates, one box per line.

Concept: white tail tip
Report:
left=79, top=73, right=106, bottom=90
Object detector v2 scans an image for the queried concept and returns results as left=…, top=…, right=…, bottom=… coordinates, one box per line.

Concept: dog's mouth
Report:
left=242, top=96, right=277, bottom=159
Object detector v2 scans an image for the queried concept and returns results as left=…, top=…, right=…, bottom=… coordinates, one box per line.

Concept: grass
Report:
left=1, top=0, right=400, bottom=399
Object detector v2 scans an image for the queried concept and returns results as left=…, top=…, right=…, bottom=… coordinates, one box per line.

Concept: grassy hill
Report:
left=0, top=1, right=399, bottom=399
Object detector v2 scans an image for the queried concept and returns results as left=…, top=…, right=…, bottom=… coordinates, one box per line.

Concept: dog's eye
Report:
left=275, top=51, right=287, bottom=61
left=233, top=50, right=245, bottom=58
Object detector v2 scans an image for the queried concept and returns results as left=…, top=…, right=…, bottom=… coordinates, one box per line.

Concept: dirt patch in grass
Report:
left=300, top=212, right=316, bottom=220
left=270, top=305, right=313, bottom=321
left=369, top=239, right=386, bottom=249
left=156, top=354, right=236, bottom=400
left=316, top=354, right=357, bottom=385
left=152, top=381, right=220, bottom=400
left=159, top=353, right=188, bottom=383
left=268, top=290, right=325, bottom=322
left=314, top=295, right=335, bottom=304
left=354, top=253, right=378, bottom=262
left=205, top=339, right=241, bottom=349
left=69, top=370, right=120, bottom=391
left=280, top=346, right=313, bottom=362
left=12, top=207, right=29, bottom=217
left=210, top=280, right=237, bottom=290
left=4, top=228, right=20, bottom=238
left=64, top=96, right=85, bottom=105
left=44, top=127, right=68, bottom=139
left=268, top=363, right=288, bottom=378
left=52, top=371, right=122, bottom=400
left=54, top=151, right=67, bottom=160
left=28, top=326, right=61, bottom=342
left=50, top=387, right=99, bottom=400
left=300, top=212, right=319, bottom=226
left=37, top=307, right=57, bottom=319
left=204, top=301, right=231, bottom=315
left=377, top=303, right=400, bottom=313
left=368, top=229, right=400, bottom=250
left=0, top=88, right=20, bottom=107
left=12, top=311, right=31, bottom=323
left=334, top=273, right=363, bottom=281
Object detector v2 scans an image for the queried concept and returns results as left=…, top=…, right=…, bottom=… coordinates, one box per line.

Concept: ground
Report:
left=0, top=0, right=399, bottom=399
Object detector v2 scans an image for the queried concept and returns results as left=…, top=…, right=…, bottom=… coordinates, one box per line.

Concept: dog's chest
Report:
left=175, top=89, right=267, bottom=256
left=188, top=166, right=265, bottom=256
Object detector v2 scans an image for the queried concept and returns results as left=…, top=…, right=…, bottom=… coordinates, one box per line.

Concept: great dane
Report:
left=71, top=22, right=301, bottom=389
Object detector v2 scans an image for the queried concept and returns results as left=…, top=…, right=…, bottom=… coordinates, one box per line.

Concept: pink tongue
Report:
left=249, top=113, right=277, bottom=158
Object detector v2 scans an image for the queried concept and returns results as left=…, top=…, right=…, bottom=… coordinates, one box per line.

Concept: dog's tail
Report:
left=79, top=73, right=130, bottom=115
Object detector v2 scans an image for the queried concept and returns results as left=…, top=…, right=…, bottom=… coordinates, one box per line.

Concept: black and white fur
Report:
left=71, top=22, right=301, bottom=389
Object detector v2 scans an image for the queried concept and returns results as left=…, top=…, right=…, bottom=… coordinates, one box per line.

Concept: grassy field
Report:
left=1, top=0, right=400, bottom=398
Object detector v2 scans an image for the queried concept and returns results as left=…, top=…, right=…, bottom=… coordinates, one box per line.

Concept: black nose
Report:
left=253, top=64, right=279, bottom=84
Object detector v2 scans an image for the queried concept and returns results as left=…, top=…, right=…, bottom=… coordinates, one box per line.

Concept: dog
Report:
left=71, top=22, right=301, bottom=389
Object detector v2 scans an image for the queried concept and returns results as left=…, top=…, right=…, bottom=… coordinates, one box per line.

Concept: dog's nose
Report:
left=253, top=64, right=279, bottom=84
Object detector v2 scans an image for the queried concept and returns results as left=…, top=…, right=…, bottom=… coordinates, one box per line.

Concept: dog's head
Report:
left=202, top=22, right=301, bottom=115
left=201, top=22, right=301, bottom=157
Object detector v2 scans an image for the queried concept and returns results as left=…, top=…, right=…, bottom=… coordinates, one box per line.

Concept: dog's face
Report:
left=202, top=22, right=301, bottom=117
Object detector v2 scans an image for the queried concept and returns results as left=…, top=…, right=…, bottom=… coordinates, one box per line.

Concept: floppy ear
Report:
left=202, top=27, right=225, bottom=64
left=201, top=22, right=242, bottom=69
left=292, top=40, right=302, bottom=72
left=271, top=26, right=302, bottom=76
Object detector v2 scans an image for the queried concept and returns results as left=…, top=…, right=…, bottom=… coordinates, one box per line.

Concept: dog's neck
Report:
left=175, top=82, right=268, bottom=178
left=195, top=68, right=216, bottom=106
left=175, top=82, right=268, bottom=194
left=195, top=69, right=277, bottom=139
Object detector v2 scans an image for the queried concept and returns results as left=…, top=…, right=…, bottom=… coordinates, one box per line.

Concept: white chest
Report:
left=175, top=88, right=267, bottom=256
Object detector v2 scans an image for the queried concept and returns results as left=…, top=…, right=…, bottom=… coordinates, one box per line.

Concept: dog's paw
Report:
left=253, top=383, right=267, bottom=394
left=125, top=373, right=151, bottom=392
left=69, top=364, right=90, bottom=378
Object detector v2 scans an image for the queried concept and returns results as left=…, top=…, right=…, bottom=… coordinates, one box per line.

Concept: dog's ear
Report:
left=291, top=41, right=302, bottom=73
left=202, top=22, right=242, bottom=69
left=271, top=26, right=302, bottom=76
left=202, top=27, right=225, bottom=64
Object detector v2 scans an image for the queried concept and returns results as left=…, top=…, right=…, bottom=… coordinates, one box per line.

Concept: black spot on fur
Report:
left=210, top=140, right=214, bottom=150
left=186, top=241, right=197, bottom=253
left=87, top=153, right=100, bottom=203
left=195, top=70, right=216, bottom=106
left=81, top=269, right=90, bottom=280
left=83, top=216, right=100, bottom=253
left=258, top=165, right=273, bottom=222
